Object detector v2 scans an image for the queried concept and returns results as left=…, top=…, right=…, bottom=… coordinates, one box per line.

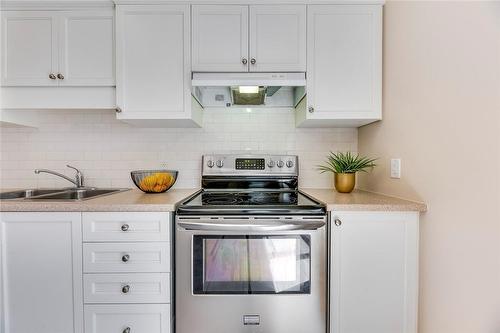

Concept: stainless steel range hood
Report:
left=191, top=72, right=306, bottom=108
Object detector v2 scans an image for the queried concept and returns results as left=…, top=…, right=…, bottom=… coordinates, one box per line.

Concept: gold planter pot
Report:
left=334, top=173, right=356, bottom=193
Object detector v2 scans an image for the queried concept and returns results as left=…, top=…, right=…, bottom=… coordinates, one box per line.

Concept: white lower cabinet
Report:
left=82, top=212, right=172, bottom=333
left=0, top=212, right=83, bottom=333
left=84, top=304, right=170, bottom=333
left=84, top=273, right=170, bottom=304
left=329, top=211, right=419, bottom=333
left=83, top=242, right=170, bottom=273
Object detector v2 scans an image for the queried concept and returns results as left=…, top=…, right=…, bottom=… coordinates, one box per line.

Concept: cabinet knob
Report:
left=334, top=218, right=342, bottom=226
left=308, top=106, right=314, bottom=113
left=115, top=107, right=122, bottom=113
left=57, top=73, right=64, bottom=80
left=121, top=224, right=130, bottom=232
left=250, top=58, right=256, bottom=65
left=122, top=254, right=130, bottom=262
left=122, top=285, right=130, bottom=294
left=242, top=58, right=248, bottom=65
left=49, top=73, right=56, bottom=80
left=123, top=327, right=131, bottom=333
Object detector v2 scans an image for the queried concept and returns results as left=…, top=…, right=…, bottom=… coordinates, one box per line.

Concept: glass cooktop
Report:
left=177, top=190, right=325, bottom=215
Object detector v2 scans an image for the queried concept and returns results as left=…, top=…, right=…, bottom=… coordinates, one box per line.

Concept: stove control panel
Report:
left=203, top=154, right=298, bottom=176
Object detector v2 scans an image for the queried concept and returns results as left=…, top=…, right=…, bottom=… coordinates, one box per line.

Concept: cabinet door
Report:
left=307, top=5, right=382, bottom=121
left=0, top=212, right=83, bottom=333
left=192, top=5, right=248, bottom=72
left=84, top=273, right=170, bottom=304
left=84, top=304, right=170, bottom=333
left=1, top=11, right=59, bottom=86
left=82, top=212, right=170, bottom=242
left=330, top=212, right=419, bottom=333
left=59, top=10, right=115, bottom=86
left=249, top=5, right=306, bottom=72
left=83, top=242, right=170, bottom=273
left=116, top=5, right=191, bottom=118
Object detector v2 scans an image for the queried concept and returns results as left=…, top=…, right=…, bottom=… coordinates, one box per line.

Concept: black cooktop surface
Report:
left=177, top=190, right=325, bottom=215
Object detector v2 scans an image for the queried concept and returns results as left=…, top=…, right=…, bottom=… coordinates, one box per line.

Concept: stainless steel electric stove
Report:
left=175, top=154, right=327, bottom=333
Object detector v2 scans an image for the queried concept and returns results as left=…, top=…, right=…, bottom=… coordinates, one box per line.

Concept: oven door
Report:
left=192, top=234, right=311, bottom=295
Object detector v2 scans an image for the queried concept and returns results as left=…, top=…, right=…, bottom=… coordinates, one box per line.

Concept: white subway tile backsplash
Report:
left=0, top=108, right=357, bottom=189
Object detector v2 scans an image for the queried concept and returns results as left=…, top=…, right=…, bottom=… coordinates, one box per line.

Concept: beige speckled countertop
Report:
left=0, top=189, right=200, bottom=212
left=300, top=189, right=427, bottom=212
left=0, top=188, right=426, bottom=213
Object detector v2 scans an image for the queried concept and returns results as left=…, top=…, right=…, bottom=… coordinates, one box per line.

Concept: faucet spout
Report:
left=34, top=165, right=85, bottom=188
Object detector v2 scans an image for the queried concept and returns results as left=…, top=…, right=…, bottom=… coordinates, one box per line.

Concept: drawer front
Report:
left=84, top=304, right=170, bottom=333
left=83, top=212, right=170, bottom=242
left=84, top=273, right=170, bottom=304
left=83, top=243, right=170, bottom=273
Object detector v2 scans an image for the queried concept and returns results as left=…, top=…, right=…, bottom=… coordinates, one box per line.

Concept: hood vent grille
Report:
left=192, top=73, right=306, bottom=108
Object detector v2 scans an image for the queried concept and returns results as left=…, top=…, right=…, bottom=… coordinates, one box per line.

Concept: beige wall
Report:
left=358, top=1, right=500, bottom=332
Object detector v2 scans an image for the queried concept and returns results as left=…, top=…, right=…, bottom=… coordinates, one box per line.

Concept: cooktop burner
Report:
left=201, top=191, right=298, bottom=206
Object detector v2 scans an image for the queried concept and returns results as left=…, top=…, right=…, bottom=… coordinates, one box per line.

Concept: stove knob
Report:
left=216, top=160, right=224, bottom=168
left=267, top=160, right=275, bottom=168
left=276, top=160, right=285, bottom=168
left=207, top=160, right=215, bottom=168
left=286, top=160, right=294, bottom=168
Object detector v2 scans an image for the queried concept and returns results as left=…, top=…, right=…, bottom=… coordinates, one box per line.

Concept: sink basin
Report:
left=0, top=188, right=129, bottom=201
left=36, top=189, right=126, bottom=201
left=0, top=189, right=67, bottom=200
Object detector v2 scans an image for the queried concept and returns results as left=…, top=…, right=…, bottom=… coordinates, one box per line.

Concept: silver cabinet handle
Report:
left=334, top=218, right=342, bottom=226
left=123, top=327, right=131, bottom=333
left=242, top=58, right=248, bottom=65
left=121, top=224, right=129, bottom=232
left=115, top=107, right=122, bottom=113
left=49, top=73, right=56, bottom=80
left=250, top=58, right=256, bottom=65
left=122, top=285, right=130, bottom=294
left=308, top=106, right=314, bottom=113
left=57, top=73, right=64, bottom=80
left=122, top=254, right=130, bottom=262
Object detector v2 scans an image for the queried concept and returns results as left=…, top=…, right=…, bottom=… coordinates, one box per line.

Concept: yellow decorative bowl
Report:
left=131, top=170, right=178, bottom=193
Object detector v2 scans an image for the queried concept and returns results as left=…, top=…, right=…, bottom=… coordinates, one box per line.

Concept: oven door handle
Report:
left=177, top=220, right=325, bottom=232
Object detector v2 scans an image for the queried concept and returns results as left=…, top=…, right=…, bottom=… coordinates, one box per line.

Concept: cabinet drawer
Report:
left=84, top=273, right=170, bottom=304
left=83, top=212, right=170, bottom=242
left=83, top=243, right=170, bottom=273
left=84, top=304, right=170, bottom=333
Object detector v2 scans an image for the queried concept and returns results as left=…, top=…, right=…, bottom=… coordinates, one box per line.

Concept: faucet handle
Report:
left=66, top=165, right=84, bottom=187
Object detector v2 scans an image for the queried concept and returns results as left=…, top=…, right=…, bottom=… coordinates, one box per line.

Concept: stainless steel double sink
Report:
left=0, top=188, right=129, bottom=201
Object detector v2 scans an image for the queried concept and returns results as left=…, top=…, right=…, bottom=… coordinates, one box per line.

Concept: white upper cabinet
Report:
left=1, top=11, right=59, bottom=86
left=249, top=5, right=306, bottom=72
left=192, top=5, right=249, bottom=72
left=116, top=5, right=201, bottom=127
left=192, top=5, right=306, bottom=73
left=297, top=5, right=382, bottom=127
left=1, top=9, right=114, bottom=87
left=59, top=10, right=114, bottom=86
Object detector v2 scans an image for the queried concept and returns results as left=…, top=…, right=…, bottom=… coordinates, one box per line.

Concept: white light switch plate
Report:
left=391, top=158, right=401, bottom=179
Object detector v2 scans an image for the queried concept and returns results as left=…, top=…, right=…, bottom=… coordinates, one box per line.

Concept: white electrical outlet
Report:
left=390, top=158, right=401, bottom=179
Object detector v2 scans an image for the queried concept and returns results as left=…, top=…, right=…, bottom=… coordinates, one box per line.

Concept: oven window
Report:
left=193, top=235, right=311, bottom=294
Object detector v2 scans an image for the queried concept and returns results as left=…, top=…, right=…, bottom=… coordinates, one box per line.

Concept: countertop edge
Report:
left=300, top=188, right=427, bottom=212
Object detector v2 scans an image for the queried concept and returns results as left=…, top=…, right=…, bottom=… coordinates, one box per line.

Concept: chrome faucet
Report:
left=34, top=165, right=84, bottom=188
